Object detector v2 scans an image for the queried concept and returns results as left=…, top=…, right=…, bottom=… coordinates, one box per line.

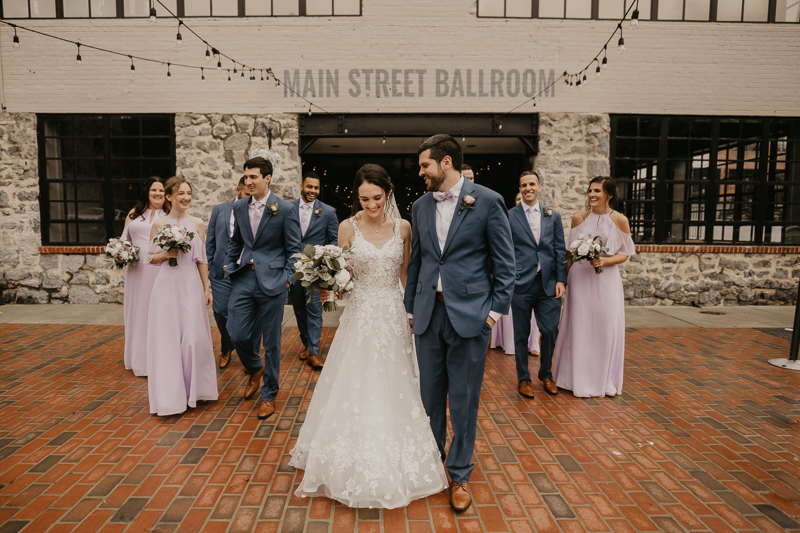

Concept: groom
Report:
left=405, top=134, right=515, bottom=512
left=225, top=156, right=302, bottom=420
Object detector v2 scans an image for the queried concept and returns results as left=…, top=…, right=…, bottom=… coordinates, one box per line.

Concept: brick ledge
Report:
left=39, top=246, right=106, bottom=254
left=636, top=245, right=800, bottom=254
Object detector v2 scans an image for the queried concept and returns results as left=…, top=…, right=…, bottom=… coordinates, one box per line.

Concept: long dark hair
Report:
left=351, top=164, right=395, bottom=216
left=585, top=176, right=619, bottom=212
left=129, top=176, right=166, bottom=220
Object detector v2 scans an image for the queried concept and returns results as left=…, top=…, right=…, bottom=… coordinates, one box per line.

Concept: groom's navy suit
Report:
left=405, top=177, right=515, bottom=483
left=206, top=199, right=236, bottom=355
left=225, top=192, right=302, bottom=402
left=289, top=198, right=339, bottom=356
left=508, top=202, right=567, bottom=383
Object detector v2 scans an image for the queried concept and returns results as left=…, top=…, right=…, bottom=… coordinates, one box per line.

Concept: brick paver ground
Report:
left=0, top=324, right=799, bottom=533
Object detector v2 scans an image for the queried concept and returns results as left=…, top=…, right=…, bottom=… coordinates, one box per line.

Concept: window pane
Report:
left=90, top=0, right=115, bottom=16
left=775, top=0, right=800, bottom=21
left=658, top=0, right=683, bottom=19
left=141, top=116, right=171, bottom=136
left=306, top=0, right=331, bottom=14
left=184, top=0, right=210, bottom=15
left=78, top=222, right=106, bottom=243
left=598, top=0, right=624, bottom=18
left=245, top=0, right=271, bottom=14
left=124, top=0, right=148, bottom=16
left=273, top=0, right=299, bottom=15
left=506, top=0, right=531, bottom=17
left=716, top=0, right=742, bottom=20
left=684, top=0, right=709, bottom=20
left=3, top=0, right=29, bottom=17
left=333, top=0, right=358, bottom=14
left=31, top=0, right=57, bottom=17
left=565, top=0, right=590, bottom=18
left=743, top=0, right=768, bottom=20
left=212, top=0, right=237, bottom=16
left=538, top=0, right=564, bottom=17
left=63, top=0, right=89, bottom=16
left=478, top=0, right=504, bottom=16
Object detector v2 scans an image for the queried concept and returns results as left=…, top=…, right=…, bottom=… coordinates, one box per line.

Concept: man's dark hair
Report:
left=303, top=171, right=321, bottom=183
left=519, top=170, right=541, bottom=186
left=243, top=156, right=273, bottom=178
left=417, top=134, right=463, bottom=171
left=461, top=164, right=472, bottom=172
left=237, top=176, right=246, bottom=187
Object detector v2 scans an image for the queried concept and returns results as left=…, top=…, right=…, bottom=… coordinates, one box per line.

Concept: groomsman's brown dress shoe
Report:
left=449, top=481, right=472, bottom=511
left=518, top=380, right=535, bottom=399
left=219, top=349, right=233, bottom=369
left=299, top=347, right=309, bottom=361
left=257, top=400, right=275, bottom=419
left=243, top=367, right=264, bottom=400
left=307, top=355, right=324, bottom=369
left=542, top=378, right=558, bottom=395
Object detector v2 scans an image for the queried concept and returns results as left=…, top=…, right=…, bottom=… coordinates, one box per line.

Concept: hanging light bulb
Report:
left=167, top=62, right=171, bottom=81
left=233, top=64, right=237, bottom=75
left=577, top=77, right=582, bottom=89
left=308, top=106, right=312, bottom=116
left=382, top=136, right=386, bottom=144
left=76, top=43, right=82, bottom=66
left=618, top=25, right=625, bottom=53
left=205, top=46, right=211, bottom=61
left=217, top=59, right=222, bottom=71
left=344, top=127, right=348, bottom=134
left=602, top=45, right=608, bottom=69
left=498, top=123, right=503, bottom=130
left=12, top=27, right=19, bottom=49
left=241, top=69, right=245, bottom=79
left=227, top=69, right=231, bottom=82
left=201, top=67, right=205, bottom=83
left=176, top=21, right=182, bottom=47
left=582, top=72, right=588, bottom=85
left=532, top=99, right=536, bottom=107
left=630, top=3, right=640, bottom=29
left=595, top=58, right=601, bottom=77
left=149, top=3, right=157, bottom=24
left=129, top=56, right=135, bottom=74
left=261, top=69, right=265, bottom=82
left=462, top=135, right=466, bottom=142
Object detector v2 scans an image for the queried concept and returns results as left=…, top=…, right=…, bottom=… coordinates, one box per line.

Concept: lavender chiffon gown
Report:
left=552, top=212, right=635, bottom=398
left=122, top=208, right=166, bottom=376
left=146, top=217, right=219, bottom=416
left=490, top=310, right=540, bottom=355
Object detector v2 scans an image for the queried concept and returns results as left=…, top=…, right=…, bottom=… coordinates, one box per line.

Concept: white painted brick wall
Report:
left=1, top=0, right=799, bottom=115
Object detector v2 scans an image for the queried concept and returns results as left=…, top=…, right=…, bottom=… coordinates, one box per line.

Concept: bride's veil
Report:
left=385, top=191, right=401, bottom=219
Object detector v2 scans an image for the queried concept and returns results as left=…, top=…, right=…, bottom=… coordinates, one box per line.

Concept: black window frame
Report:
left=38, top=113, right=176, bottom=246
left=0, top=0, right=362, bottom=18
left=611, top=114, right=800, bottom=245
left=476, top=0, right=799, bottom=22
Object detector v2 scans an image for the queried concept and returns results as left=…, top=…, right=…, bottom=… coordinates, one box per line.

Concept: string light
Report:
left=618, top=24, right=625, bottom=53
left=149, top=2, right=157, bottom=24
left=227, top=69, right=231, bottom=82
left=602, top=45, right=608, bottom=69
left=308, top=106, right=312, bottom=116
left=631, top=0, right=640, bottom=29
left=12, top=26, right=19, bottom=49
left=76, top=43, right=82, bottom=66
left=167, top=62, right=171, bottom=80
left=462, top=134, right=466, bottom=142
left=260, top=69, right=264, bottom=82
left=129, top=55, right=135, bottom=74
left=176, top=21, right=182, bottom=47
left=595, top=58, right=601, bottom=77
left=217, top=58, right=222, bottom=71
left=205, top=45, right=211, bottom=61
left=382, top=136, right=386, bottom=144
left=201, top=67, right=205, bottom=83
left=582, top=71, right=588, bottom=86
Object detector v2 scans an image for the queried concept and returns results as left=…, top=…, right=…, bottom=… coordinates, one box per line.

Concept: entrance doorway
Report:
left=299, top=114, right=537, bottom=221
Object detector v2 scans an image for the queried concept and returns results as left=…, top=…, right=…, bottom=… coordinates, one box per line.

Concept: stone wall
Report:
left=0, top=112, right=302, bottom=305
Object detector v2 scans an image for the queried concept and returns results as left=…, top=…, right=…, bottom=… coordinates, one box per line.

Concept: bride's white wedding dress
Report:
left=289, top=216, right=447, bottom=508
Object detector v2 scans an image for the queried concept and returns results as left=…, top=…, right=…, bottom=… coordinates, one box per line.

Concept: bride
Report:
left=289, top=164, right=447, bottom=508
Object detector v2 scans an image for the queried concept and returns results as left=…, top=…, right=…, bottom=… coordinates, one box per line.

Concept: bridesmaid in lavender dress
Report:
left=121, top=176, right=166, bottom=376
left=146, top=177, right=218, bottom=416
left=553, top=177, right=635, bottom=398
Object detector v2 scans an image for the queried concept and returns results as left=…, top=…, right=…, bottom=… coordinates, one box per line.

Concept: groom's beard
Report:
left=426, top=166, right=447, bottom=192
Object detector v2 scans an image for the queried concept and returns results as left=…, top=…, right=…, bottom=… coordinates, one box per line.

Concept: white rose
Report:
left=334, top=269, right=351, bottom=286
left=594, top=243, right=601, bottom=251
left=577, top=243, right=590, bottom=256
left=570, top=240, right=581, bottom=250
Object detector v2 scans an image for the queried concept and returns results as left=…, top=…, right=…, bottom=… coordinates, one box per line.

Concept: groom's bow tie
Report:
left=433, top=191, right=456, bottom=202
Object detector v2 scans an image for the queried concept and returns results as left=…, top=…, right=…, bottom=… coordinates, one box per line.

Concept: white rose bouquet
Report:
left=153, top=224, right=195, bottom=267
left=105, top=238, right=139, bottom=269
left=291, top=244, right=354, bottom=312
left=566, top=233, right=610, bottom=274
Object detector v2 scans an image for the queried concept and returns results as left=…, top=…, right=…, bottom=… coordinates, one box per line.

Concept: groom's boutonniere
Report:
left=543, top=206, right=553, bottom=218
left=458, top=194, right=477, bottom=215
left=313, top=207, right=322, bottom=219
left=266, top=201, right=279, bottom=216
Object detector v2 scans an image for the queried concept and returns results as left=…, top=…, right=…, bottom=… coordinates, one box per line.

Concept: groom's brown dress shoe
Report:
left=449, top=482, right=472, bottom=512
left=243, top=367, right=264, bottom=400
left=518, top=380, right=535, bottom=399
left=307, top=355, right=324, bottom=369
left=219, top=349, right=233, bottom=369
left=542, top=378, right=558, bottom=395
left=299, top=347, right=309, bottom=361
left=257, top=400, right=275, bottom=419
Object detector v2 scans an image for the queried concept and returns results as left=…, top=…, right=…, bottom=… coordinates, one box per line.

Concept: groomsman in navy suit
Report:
left=509, top=170, right=567, bottom=399
left=225, top=157, right=302, bottom=420
left=206, top=176, right=249, bottom=369
left=290, top=172, right=339, bottom=370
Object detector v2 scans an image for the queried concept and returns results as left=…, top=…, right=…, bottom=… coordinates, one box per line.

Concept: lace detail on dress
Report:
left=289, top=215, right=447, bottom=508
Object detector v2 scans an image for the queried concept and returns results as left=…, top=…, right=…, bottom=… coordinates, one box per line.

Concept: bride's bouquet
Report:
left=105, top=238, right=139, bottom=269
left=292, top=244, right=353, bottom=312
left=153, top=224, right=194, bottom=267
left=566, top=233, right=610, bottom=274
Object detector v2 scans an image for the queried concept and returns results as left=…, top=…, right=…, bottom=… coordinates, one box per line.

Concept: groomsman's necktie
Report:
left=252, top=203, right=265, bottom=238
left=300, top=202, right=311, bottom=236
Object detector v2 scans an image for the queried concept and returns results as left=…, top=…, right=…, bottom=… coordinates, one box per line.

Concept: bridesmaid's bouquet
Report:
left=566, top=234, right=610, bottom=274
left=153, top=224, right=194, bottom=267
left=105, top=238, right=139, bottom=269
left=292, top=244, right=353, bottom=312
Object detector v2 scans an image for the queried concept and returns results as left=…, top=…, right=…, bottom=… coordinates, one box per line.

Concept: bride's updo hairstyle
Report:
left=351, top=164, right=395, bottom=216
left=586, top=176, right=618, bottom=210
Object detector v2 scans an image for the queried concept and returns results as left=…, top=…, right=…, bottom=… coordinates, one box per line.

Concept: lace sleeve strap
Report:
left=349, top=216, right=362, bottom=238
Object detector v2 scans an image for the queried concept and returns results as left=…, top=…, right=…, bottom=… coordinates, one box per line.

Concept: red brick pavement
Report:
left=0, top=324, right=799, bottom=532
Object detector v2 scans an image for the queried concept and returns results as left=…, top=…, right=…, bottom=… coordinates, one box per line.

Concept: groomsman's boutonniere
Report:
left=543, top=206, right=553, bottom=218
left=266, top=202, right=279, bottom=216
left=459, top=194, right=477, bottom=215
left=313, top=207, right=322, bottom=219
